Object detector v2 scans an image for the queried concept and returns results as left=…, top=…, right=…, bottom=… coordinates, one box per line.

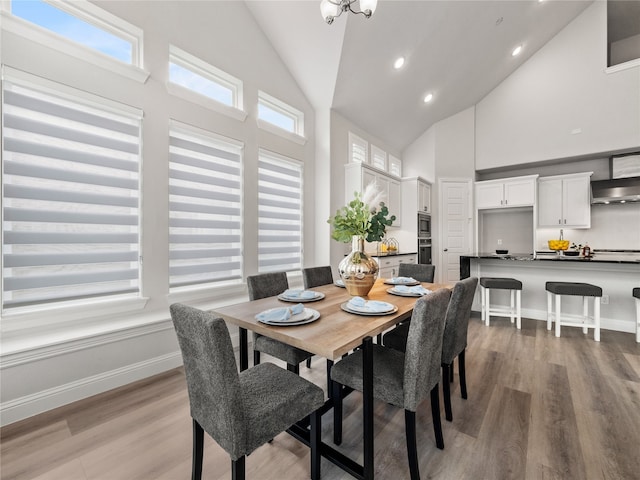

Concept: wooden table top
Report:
left=212, top=279, right=454, bottom=361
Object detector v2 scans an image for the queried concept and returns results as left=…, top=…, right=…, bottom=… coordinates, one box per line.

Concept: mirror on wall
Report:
left=607, top=0, right=640, bottom=67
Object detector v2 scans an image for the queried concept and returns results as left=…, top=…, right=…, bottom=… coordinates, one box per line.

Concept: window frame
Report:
left=1, top=0, right=149, bottom=83
left=0, top=66, right=148, bottom=326
left=167, top=45, right=247, bottom=122
left=348, top=131, right=369, bottom=165
left=257, top=91, right=306, bottom=144
left=370, top=144, right=387, bottom=171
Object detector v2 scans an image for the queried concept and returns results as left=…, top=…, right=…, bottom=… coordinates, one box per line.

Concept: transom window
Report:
left=258, top=91, right=304, bottom=137
left=1, top=68, right=142, bottom=312
left=168, top=45, right=243, bottom=111
left=348, top=131, right=369, bottom=164
left=257, top=151, right=303, bottom=273
left=6, top=0, right=142, bottom=67
left=168, top=121, right=243, bottom=289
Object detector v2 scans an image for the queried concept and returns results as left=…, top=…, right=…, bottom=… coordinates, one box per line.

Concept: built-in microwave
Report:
left=418, top=212, right=431, bottom=238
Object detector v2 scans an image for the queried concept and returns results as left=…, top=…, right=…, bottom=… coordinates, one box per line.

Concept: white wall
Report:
left=476, top=1, right=640, bottom=170
left=0, top=1, right=316, bottom=425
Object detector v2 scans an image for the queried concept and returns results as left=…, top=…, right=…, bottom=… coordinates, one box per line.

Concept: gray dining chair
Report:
left=383, top=277, right=479, bottom=422
left=398, top=263, right=435, bottom=283
left=247, top=272, right=314, bottom=373
left=170, top=303, right=324, bottom=480
left=331, top=288, right=452, bottom=480
left=302, top=266, right=334, bottom=289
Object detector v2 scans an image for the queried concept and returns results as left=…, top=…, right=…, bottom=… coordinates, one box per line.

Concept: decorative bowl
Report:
left=548, top=240, right=570, bottom=251
left=496, top=249, right=509, bottom=255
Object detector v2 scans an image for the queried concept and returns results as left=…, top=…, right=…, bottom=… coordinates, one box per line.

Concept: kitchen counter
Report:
left=366, top=251, right=417, bottom=258
left=460, top=251, right=639, bottom=336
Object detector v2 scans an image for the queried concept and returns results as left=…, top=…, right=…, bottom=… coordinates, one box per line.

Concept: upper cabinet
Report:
left=401, top=177, right=432, bottom=222
left=475, top=175, right=538, bottom=209
left=418, top=181, right=431, bottom=213
left=537, top=172, right=592, bottom=228
left=345, top=163, right=401, bottom=227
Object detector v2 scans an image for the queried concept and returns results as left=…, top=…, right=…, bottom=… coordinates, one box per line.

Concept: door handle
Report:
left=444, top=248, right=448, bottom=252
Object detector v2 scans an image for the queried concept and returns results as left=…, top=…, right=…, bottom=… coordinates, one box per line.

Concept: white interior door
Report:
left=438, top=179, right=472, bottom=282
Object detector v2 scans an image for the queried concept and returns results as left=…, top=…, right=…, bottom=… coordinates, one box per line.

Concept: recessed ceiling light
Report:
left=423, top=93, right=433, bottom=103
left=394, top=57, right=405, bottom=69
left=512, top=45, right=523, bottom=56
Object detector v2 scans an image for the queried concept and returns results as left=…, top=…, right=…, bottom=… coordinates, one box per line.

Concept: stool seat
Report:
left=546, top=281, right=601, bottom=341
left=479, top=277, right=522, bottom=329
left=546, top=282, right=602, bottom=297
left=480, top=277, right=522, bottom=290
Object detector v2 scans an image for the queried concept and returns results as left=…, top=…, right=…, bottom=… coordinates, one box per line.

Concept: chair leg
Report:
left=326, top=360, right=334, bottom=399
left=332, top=380, right=343, bottom=445
left=430, top=385, right=444, bottom=449
left=459, top=349, right=467, bottom=400
left=192, top=419, right=204, bottom=480
left=253, top=350, right=260, bottom=367
left=310, top=410, right=321, bottom=480
left=449, top=364, right=454, bottom=383
left=231, top=456, right=245, bottom=480
left=442, top=364, right=453, bottom=422
left=287, top=363, right=300, bottom=375
left=306, top=357, right=312, bottom=369
left=404, top=410, right=420, bottom=480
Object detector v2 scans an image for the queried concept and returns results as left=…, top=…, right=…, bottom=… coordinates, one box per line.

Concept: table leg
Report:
left=362, top=336, right=374, bottom=479
left=239, top=327, right=248, bottom=371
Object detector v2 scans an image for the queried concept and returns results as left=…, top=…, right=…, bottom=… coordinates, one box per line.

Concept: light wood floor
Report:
left=2, top=314, right=639, bottom=480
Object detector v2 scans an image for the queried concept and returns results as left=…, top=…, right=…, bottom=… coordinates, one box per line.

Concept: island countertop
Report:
left=461, top=251, right=640, bottom=264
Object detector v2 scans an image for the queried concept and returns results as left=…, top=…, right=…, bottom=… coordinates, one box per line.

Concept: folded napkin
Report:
left=390, top=276, right=417, bottom=284
left=256, top=303, right=304, bottom=322
left=282, top=289, right=317, bottom=299
left=347, top=296, right=393, bottom=312
left=394, top=285, right=430, bottom=295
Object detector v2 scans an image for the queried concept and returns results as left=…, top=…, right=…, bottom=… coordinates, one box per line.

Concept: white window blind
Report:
left=349, top=132, right=368, bottom=164
left=1, top=73, right=142, bottom=311
left=257, top=151, right=302, bottom=273
left=371, top=145, right=387, bottom=170
left=169, top=122, right=243, bottom=289
left=389, top=155, right=402, bottom=177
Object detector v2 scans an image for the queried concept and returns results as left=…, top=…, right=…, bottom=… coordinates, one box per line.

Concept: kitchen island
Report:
left=461, top=251, right=640, bottom=336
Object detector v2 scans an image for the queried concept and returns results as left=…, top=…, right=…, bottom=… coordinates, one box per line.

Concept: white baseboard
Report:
left=0, top=351, right=183, bottom=427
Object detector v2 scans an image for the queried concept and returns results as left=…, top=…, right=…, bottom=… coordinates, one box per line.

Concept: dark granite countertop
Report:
left=366, top=251, right=418, bottom=258
left=461, top=252, right=640, bottom=264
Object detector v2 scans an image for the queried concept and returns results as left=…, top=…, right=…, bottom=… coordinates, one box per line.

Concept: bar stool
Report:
left=479, top=277, right=522, bottom=329
left=633, top=287, right=640, bottom=343
left=546, top=282, right=602, bottom=341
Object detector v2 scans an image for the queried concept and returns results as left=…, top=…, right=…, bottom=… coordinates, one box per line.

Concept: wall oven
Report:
left=418, top=238, right=432, bottom=265
left=418, top=212, right=431, bottom=238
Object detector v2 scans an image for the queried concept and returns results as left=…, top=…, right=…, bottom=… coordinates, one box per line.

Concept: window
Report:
left=4, top=0, right=146, bottom=80
left=258, top=91, right=304, bottom=138
left=389, top=155, right=402, bottom=177
left=371, top=145, right=387, bottom=171
left=168, top=45, right=244, bottom=117
left=257, top=151, right=303, bottom=273
left=1, top=68, right=142, bottom=312
left=169, top=121, right=243, bottom=289
left=348, top=131, right=368, bottom=164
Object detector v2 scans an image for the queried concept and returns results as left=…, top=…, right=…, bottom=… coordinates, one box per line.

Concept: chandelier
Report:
left=320, top=0, right=378, bottom=24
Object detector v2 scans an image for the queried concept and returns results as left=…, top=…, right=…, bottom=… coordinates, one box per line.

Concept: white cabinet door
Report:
left=388, top=179, right=401, bottom=226
left=504, top=178, right=535, bottom=207
left=475, top=182, right=504, bottom=209
left=363, top=168, right=377, bottom=191
left=538, top=174, right=591, bottom=228
left=563, top=176, right=591, bottom=227
left=418, top=181, right=431, bottom=213
left=538, top=179, right=563, bottom=227
left=397, top=255, right=417, bottom=265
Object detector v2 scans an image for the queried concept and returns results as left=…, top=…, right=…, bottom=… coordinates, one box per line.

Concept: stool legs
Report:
left=510, top=290, right=515, bottom=324
left=594, top=298, right=600, bottom=342
left=549, top=293, right=600, bottom=342
left=484, top=288, right=491, bottom=326
left=547, top=291, right=553, bottom=330
left=516, top=290, right=521, bottom=330
left=582, top=297, right=589, bottom=335
left=555, top=294, right=562, bottom=338
left=636, top=298, right=640, bottom=343
left=483, top=286, right=520, bottom=328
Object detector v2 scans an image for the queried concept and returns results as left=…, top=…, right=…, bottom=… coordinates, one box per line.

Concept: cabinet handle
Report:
left=505, top=199, right=508, bottom=205
left=564, top=219, right=567, bottom=224
left=444, top=248, right=448, bottom=252
left=558, top=219, right=561, bottom=224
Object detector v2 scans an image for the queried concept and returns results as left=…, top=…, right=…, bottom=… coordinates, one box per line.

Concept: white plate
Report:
left=334, top=279, right=345, bottom=288
left=340, top=302, right=398, bottom=316
left=384, top=278, right=421, bottom=286
left=257, top=308, right=320, bottom=326
left=278, top=291, right=325, bottom=303
left=387, top=287, right=428, bottom=297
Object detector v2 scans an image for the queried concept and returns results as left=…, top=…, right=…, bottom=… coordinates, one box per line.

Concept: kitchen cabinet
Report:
left=401, top=177, right=431, bottom=214
left=537, top=172, right=592, bottom=228
left=375, top=254, right=417, bottom=279
left=475, top=175, right=538, bottom=209
left=345, top=163, right=401, bottom=227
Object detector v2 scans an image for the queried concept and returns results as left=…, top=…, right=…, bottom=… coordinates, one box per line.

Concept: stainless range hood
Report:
left=591, top=177, right=640, bottom=204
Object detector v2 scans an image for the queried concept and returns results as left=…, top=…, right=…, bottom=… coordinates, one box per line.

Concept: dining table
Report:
left=212, top=277, right=454, bottom=480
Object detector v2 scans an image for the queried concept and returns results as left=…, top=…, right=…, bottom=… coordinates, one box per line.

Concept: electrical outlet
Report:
left=601, top=295, right=609, bottom=305
left=497, top=239, right=503, bottom=245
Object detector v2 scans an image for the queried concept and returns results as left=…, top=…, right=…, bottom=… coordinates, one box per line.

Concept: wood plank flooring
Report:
left=2, top=314, right=639, bottom=480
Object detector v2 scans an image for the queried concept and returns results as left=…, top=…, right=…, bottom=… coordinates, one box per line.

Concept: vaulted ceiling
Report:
left=246, top=0, right=593, bottom=152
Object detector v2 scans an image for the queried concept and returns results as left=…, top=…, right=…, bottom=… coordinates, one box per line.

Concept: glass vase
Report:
left=339, top=236, right=379, bottom=296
